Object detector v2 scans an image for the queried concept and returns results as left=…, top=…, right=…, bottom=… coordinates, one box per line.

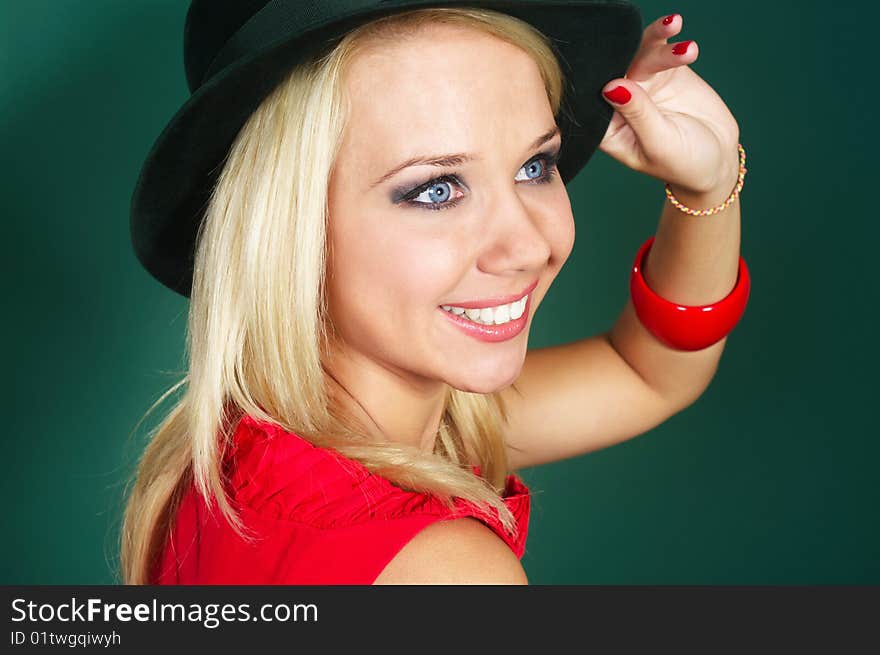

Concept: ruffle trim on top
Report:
left=224, top=414, right=531, bottom=557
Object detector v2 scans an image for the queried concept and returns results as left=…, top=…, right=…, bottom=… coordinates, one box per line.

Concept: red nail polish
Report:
left=603, top=86, right=631, bottom=105
left=672, top=40, right=692, bottom=55
left=662, top=14, right=676, bottom=25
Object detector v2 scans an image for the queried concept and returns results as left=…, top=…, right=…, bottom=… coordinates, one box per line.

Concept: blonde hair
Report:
left=119, top=7, right=565, bottom=585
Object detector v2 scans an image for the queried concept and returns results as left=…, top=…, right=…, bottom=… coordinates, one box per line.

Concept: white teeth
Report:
left=492, top=304, right=510, bottom=324
left=441, top=295, right=528, bottom=326
left=509, top=298, right=524, bottom=320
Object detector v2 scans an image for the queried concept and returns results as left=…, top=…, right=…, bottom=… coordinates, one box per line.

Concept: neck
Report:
left=322, top=342, right=449, bottom=455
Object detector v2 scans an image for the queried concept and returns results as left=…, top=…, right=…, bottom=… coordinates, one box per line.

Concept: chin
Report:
left=446, top=366, right=521, bottom=395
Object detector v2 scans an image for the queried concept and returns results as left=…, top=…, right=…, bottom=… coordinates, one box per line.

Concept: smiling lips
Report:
left=439, top=294, right=531, bottom=342
left=438, top=279, right=537, bottom=343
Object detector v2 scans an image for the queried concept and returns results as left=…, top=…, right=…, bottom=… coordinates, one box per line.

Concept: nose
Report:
left=476, top=187, right=553, bottom=275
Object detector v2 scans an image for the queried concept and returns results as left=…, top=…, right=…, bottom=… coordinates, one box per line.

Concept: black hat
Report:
left=130, top=0, right=643, bottom=297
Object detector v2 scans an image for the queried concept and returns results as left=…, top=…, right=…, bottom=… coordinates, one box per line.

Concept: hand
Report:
left=598, top=13, right=741, bottom=200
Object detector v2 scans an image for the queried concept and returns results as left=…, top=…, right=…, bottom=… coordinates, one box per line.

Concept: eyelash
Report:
left=398, top=149, right=561, bottom=212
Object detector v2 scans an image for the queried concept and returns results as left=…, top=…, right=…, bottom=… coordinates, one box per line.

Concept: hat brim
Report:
left=131, top=0, right=643, bottom=297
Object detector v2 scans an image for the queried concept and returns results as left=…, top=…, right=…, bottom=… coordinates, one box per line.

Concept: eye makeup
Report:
left=391, top=145, right=563, bottom=212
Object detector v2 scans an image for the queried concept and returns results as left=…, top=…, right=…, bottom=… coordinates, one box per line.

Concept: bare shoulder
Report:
left=373, top=517, right=528, bottom=585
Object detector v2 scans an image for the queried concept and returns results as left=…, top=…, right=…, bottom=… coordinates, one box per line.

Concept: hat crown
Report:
left=183, top=0, right=407, bottom=93
left=183, top=0, right=273, bottom=93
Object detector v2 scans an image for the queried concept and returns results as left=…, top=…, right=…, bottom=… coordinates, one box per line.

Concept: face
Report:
left=325, top=23, right=575, bottom=395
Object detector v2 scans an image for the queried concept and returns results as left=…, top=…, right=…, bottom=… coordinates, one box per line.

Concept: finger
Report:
left=627, top=14, right=688, bottom=80
left=627, top=38, right=699, bottom=82
left=628, top=15, right=676, bottom=75
left=640, top=13, right=682, bottom=47
left=600, top=79, right=674, bottom=169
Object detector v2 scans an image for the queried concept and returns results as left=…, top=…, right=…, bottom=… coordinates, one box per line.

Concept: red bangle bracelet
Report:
left=629, top=235, right=751, bottom=351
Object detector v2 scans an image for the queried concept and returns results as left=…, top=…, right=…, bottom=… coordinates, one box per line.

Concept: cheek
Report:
left=375, top=235, right=460, bottom=314
left=328, top=211, right=462, bottom=321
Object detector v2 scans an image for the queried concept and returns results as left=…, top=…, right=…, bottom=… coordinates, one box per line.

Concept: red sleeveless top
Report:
left=152, top=414, right=531, bottom=584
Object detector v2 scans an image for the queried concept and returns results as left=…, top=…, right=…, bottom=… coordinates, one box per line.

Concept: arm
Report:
left=607, top=163, right=741, bottom=401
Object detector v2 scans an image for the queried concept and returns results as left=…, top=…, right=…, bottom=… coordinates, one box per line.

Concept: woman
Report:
left=122, top=0, right=748, bottom=584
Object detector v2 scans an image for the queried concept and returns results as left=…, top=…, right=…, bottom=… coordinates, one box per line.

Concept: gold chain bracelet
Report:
left=664, top=143, right=747, bottom=216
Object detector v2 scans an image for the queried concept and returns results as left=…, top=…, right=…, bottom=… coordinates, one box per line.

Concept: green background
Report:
left=3, top=0, right=877, bottom=584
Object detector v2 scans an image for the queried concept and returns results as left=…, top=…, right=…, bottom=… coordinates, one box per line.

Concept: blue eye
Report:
left=517, top=158, right=544, bottom=181
left=398, top=149, right=560, bottom=212
left=413, top=181, right=453, bottom=205
left=397, top=174, right=465, bottom=211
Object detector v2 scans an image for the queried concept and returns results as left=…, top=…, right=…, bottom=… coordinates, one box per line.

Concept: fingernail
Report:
left=662, top=14, right=676, bottom=25
left=672, top=40, right=693, bottom=55
left=603, top=86, right=631, bottom=104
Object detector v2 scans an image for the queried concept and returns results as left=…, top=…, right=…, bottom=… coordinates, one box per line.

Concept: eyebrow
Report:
left=370, top=125, right=561, bottom=188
